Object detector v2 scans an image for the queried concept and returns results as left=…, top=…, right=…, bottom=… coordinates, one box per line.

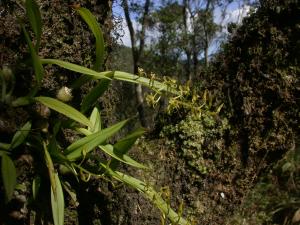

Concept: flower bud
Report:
left=56, top=86, right=73, bottom=102
left=2, top=65, right=13, bottom=81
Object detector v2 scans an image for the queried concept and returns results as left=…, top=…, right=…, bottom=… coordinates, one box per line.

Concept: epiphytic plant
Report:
left=0, top=1, right=191, bottom=224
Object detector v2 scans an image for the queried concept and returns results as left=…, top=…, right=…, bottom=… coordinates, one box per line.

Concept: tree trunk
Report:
left=122, top=0, right=150, bottom=128
left=192, top=33, right=198, bottom=79
left=183, top=0, right=192, bottom=81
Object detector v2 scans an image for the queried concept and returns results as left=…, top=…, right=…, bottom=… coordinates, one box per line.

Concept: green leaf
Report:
left=48, top=136, right=68, bottom=164
left=32, top=176, right=41, bottom=200
left=114, top=128, right=145, bottom=154
left=51, top=173, right=65, bottom=225
left=99, top=144, right=148, bottom=169
left=35, top=97, right=92, bottom=127
left=10, top=121, right=31, bottom=149
left=76, top=128, right=92, bottom=136
left=113, top=71, right=178, bottom=94
left=1, top=154, right=17, bottom=202
left=81, top=77, right=112, bottom=113
left=76, top=7, right=105, bottom=71
left=22, top=25, right=44, bottom=86
left=71, top=75, right=93, bottom=90
left=40, top=59, right=178, bottom=95
left=43, top=142, right=65, bottom=225
left=65, top=119, right=128, bottom=161
left=101, top=165, right=190, bottom=225
left=25, top=0, right=42, bottom=50
left=44, top=142, right=56, bottom=192
left=0, top=142, right=10, bottom=150
left=110, top=128, right=145, bottom=170
left=40, top=59, right=111, bottom=80
left=88, top=107, right=101, bottom=132
left=11, top=96, right=34, bottom=107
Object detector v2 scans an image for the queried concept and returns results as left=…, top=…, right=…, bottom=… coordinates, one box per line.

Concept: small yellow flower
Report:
left=56, top=86, right=73, bottom=102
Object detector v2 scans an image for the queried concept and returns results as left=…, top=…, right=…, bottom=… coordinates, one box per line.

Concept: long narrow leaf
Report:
left=40, top=59, right=111, bottom=80
left=12, top=96, right=34, bottom=107
left=71, top=75, right=92, bottom=90
left=66, top=119, right=128, bottom=161
left=76, top=128, right=92, bottom=136
left=110, top=128, right=145, bottom=170
left=35, top=97, right=92, bottom=127
left=44, top=142, right=65, bottom=225
left=25, top=0, right=42, bottom=50
left=101, top=165, right=190, bottom=225
left=0, top=142, right=10, bottom=150
left=44, top=142, right=56, bottom=193
left=99, top=144, right=148, bottom=169
left=11, top=121, right=31, bottom=149
left=76, top=7, right=105, bottom=71
left=40, top=59, right=178, bottom=95
left=22, top=25, right=44, bottom=86
left=113, top=71, right=179, bottom=94
left=32, top=176, right=41, bottom=200
left=1, top=154, right=17, bottom=202
left=81, top=76, right=112, bottom=113
left=114, top=128, right=145, bottom=154
left=88, top=107, right=101, bottom=132
left=51, top=173, right=65, bottom=225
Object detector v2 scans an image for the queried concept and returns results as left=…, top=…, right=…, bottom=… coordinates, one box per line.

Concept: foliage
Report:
left=160, top=89, right=229, bottom=175
left=162, top=113, right=229, bottom=175
left=0, top=1, right=191, bottom=224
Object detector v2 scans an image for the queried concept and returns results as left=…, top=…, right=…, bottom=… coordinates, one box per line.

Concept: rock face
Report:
left=211, top=0, right=300, bottom=167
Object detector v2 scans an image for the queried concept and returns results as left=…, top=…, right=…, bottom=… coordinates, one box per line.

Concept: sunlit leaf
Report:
left=25, top=0, right=42, bottom=50
left=76, top=7, right=105, bottom=71
left=44, top=142, right=56, bottom=192
left=51, top=173, right=64, bottom=225
left=1, top=154, right=17, bottom=202
left=100, top=164, right=190, bottom=225
left=40, top=59, right=111, bottom=80
left=76, top=128, right=92, bottom=136
left=10, top=121, right=31, bottom=149
left=22, top=25, right=44, bottom=86
left=40, top=59, right=178, bottom=95
left=81, top=77, right=112, bottom=113
left=66, top=119, right=128, bottom=161
left=35, top=97, right=92, bottom=127
left=113, top=71, right=178, bottom=94
left=99, top=144, right=148, bottom=169
left=44, top=143, right=65, bottom=225
left=88, top=107, right=101, bottom=132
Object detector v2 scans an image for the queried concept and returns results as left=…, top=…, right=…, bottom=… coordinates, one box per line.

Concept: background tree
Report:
left=147, top=1, right=184, bottom=78
left=122, top=0, right=151, bottom=127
